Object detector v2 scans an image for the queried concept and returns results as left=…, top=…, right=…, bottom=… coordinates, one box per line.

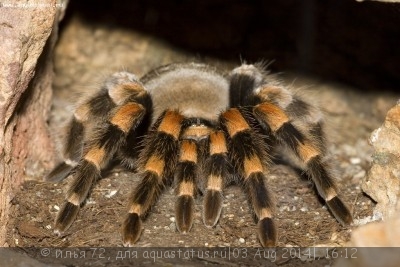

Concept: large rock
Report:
left=337, top=102, right=400, bottom=266
left=334, top=215, right=400, bottom=267
left=0, top=0, right=68, bottom=246
left=363, top=102, right=400, bottom=220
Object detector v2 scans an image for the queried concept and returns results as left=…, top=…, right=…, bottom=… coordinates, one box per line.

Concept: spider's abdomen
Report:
left=141, top=63, right=229, bottom=122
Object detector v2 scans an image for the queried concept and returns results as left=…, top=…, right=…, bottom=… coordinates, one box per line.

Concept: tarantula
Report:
left=47, top=62, right=352, bottom=247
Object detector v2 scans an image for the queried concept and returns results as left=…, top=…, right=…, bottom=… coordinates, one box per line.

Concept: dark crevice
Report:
left=59, top=0, right=399, bottom=91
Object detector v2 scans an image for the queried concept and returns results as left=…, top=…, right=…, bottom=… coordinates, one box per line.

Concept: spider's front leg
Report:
left=220, top=108, right=277, bottom=247
left=174, top=129, right=231, bottom=232
left=202, top=131, right=229, bottom=227
left=174, top=139, right=198, bottom=233
left=122, top=110, right=184, bottom=246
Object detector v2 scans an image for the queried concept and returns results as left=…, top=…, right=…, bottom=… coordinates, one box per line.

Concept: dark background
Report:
left=63, top=0, right=400, bottom=91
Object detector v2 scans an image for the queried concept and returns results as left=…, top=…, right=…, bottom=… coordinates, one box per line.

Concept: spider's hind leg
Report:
left=46, top=72, right=144, bottom=182
left=54, top=73, right=149, bottom=234
left=228, top=63, right=352, bottom=247
left=252, top=89, right=353, bottom=226
left=55, top=102, right=146, bottom=234
left=45, top=92, right=116, bottom=182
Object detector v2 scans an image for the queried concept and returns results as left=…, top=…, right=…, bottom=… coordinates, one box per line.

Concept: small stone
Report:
left=226, top=194, right=235, bottom=199
left=239, top=238, right=245, bottom=243
left=350, top=157, right=361, bottom=164
left=105, top=189, right=118, bottom=198
left=280, top=205, right=289, bottom=212
left=331, top=232, right=338, bottom=241
left=86, top=198, right=96, bottom=204
left=353, top=170, right=366, bottom=180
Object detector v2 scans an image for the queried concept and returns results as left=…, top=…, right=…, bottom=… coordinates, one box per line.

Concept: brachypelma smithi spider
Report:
left=47, top=62, right=352, bottom=247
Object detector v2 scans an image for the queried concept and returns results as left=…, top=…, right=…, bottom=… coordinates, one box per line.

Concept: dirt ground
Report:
left=4, top=16, right=399, bottom=266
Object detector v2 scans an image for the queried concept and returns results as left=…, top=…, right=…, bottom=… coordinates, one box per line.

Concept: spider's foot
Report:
left=54, top=202, right=80, bottom=235
left=175, top=195, right=194, bottom=233
left=122, top=213, right=143, bottom=246
left=326, top=196, right=353, bottom=226
left=203, top=190, right=223, bottom=227
left=257, top=217, right=277, bottom=247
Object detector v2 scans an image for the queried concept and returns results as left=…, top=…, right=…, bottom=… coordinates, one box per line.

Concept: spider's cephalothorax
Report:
left=47, top=62, right=352, bottom=247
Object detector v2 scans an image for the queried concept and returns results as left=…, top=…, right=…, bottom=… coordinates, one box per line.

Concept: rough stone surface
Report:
left=351, top=214, right=400, bottom=247
left=363, top=102, right=400, bottom=220
left=333, top=102, right=400, bottom=267
left=0, top=0, right=68, bottom=246
left=334, top=215, right=400, bottom=267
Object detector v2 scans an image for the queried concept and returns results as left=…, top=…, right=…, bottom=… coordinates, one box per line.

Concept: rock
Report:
left=362, top=102, right=400, bottom=220
left=0, top=0, right=68, bottom=246
left=334, top=215, right=400, bottom=267
left=351, top=214, right=400, bottom=247
left=341, top=101, right=400, bottom=267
